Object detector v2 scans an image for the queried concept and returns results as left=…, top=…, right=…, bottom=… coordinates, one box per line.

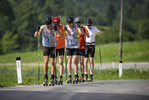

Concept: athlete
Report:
left=34, top=16, right=63, bottom=86
left=52, top=16, right=70, bottom=85
left=65, top=16, right=84, bottom=84
left=84, top=18, right=103, bottom=81
left=74, top=17, right=89, bottom=82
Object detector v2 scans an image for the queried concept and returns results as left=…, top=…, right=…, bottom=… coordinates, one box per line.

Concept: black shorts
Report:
left=79, top=49, right=85, bottom=56
left=56, top=48, right=64, bottom=57
left=85, top=45, right=95, bottom=58
left=66, top=48, right=79, bottom=56
left=43, top=46, right=55, bottom=58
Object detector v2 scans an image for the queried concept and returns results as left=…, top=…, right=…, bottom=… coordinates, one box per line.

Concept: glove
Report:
left=54, top=25, right=57, bottom=31
left=77, top=23, right=80, bottom=28
left=83, top=28, right=86, bottom=32
left=64, top=26, right=67, bottom=30
left=36, top=25, right=40, bottom=32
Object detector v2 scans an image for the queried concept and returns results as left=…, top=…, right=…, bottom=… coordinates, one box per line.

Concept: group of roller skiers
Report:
left=34, top=16, right=103, bottom=86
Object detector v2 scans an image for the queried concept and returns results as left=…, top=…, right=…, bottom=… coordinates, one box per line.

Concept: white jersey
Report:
left=84, top=26, right=100, bottom=45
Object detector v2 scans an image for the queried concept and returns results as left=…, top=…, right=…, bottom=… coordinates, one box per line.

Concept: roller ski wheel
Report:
left=67, top=78, right=72, bottom=84
left=43, top=79, right=48, bottom=86
left=73, top=78, right=78, bottom=84
left=49, top=79, right=54, bottom=86
left=58, top=79, right=63, bottom=85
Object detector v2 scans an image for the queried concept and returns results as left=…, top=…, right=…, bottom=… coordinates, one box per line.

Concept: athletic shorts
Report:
left=56, top=48, right=64, bottom=57
left=85, top=45, right=95, bottom=58
left=79, top=49, right=85, bottom=56
left=66, top=48, right=79, bottom=56
left=43, top=46, right=55, bottom=58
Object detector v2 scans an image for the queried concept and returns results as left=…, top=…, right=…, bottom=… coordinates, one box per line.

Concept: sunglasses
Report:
left=46, top=24, right=51, bottom=26
left=67, top=23, right=73, bottom=25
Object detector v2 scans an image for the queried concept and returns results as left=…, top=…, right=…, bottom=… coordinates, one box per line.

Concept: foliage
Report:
left=0, top=0, right=149, bottom=54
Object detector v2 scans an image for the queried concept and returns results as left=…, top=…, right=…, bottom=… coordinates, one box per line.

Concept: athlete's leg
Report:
left=67, top=56, right=72, bottom=75
left=59, top=56, right=64, bottom=76
left=43, top=56, right=49, bottom=76
left=80, top=56, right=85, bottom=75
left=73, top=55, right=79, bottom=77
left=90, top=57, right=94, bottom=75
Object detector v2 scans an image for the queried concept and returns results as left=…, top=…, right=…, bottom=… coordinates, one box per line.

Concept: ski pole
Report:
left=98, top=37, right=102, bottom=68
left=37, top=25, right=40, bottom=85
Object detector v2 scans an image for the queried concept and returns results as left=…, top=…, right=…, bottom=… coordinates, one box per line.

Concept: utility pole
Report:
left=119, top=0, right=123, bottom=59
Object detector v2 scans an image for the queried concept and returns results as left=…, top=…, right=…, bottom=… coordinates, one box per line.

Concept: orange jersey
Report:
left=79, top=26, right=88, bottom=49
left=56, top=24, right=65, bottom=49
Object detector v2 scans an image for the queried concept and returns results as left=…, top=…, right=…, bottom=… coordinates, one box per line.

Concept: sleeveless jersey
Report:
left=65, top=24, right=79, bottom=49
left=56, top=24, right=65, bottom=49
left=42, top=25, right=56, bottom=47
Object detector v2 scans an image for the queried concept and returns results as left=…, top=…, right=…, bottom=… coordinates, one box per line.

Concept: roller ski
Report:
left=67, top=77, right=72, bottom=84
left=73, top=77, right=79, bottom=84
left=43, top=79, right=48, bottom=86
left=54, top=76, right=57, bottom=85
left=49, top=78, right=54, bottom=86
left=84, top=74, right=89, bottom=82
left=88, top=75, right=93, bottom=82
left=58, top=79, right=63, bottom=85
left=79, top=77, right=85, bottom=83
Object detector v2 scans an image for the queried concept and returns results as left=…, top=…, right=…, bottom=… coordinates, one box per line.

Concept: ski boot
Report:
left=84, top=74, right=88, bottom=82
left=73, top=77, right=78, bottom=84
left=43, top=78, right=48, bottom=86
left=79, top=77, right=85, bottom=83
left=49, top=78, right=54, bottom=86
left=54, top=76, right=57, bottom=85
left=67, top=77, right=72, bottom=84
left=88, top=75, right=93, bottom=82
left=58, top=78, right=63, bottom=85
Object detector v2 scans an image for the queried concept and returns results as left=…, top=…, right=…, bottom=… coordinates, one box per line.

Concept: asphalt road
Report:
left=0, top=80, right=149, bottom=100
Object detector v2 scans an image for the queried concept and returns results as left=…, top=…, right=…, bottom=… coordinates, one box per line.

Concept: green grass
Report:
left=94, top=40, right=149, bottom=63
left=0, top=40, right=148, bottom=64
left=0, top=65, right=149, bottom=87
left=0, top=40, right=149, bottom=87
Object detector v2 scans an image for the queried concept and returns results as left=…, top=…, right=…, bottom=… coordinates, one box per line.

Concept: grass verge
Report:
left=0, top=65, right=149, bottom=87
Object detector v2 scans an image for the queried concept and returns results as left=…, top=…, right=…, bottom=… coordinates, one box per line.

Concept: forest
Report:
left=0, top=0, right=149, bottom=54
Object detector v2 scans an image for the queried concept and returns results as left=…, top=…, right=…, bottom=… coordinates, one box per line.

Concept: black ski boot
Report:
left=54, top=76, right=57, bottom=85
left=79, top=77, right=85, bottom=83
left=49, top=78, right=54, bottom=86
left=58, top=78, right=63, bottom=85
left=73, top=76, right=79, bottom=84
left=85, top=74, right=88, bottom=82
left=88, top=74, right=93, bottom=82
left=67, top=77, right=72, bottom=84
left=43, top=78, right=48, bottom=86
